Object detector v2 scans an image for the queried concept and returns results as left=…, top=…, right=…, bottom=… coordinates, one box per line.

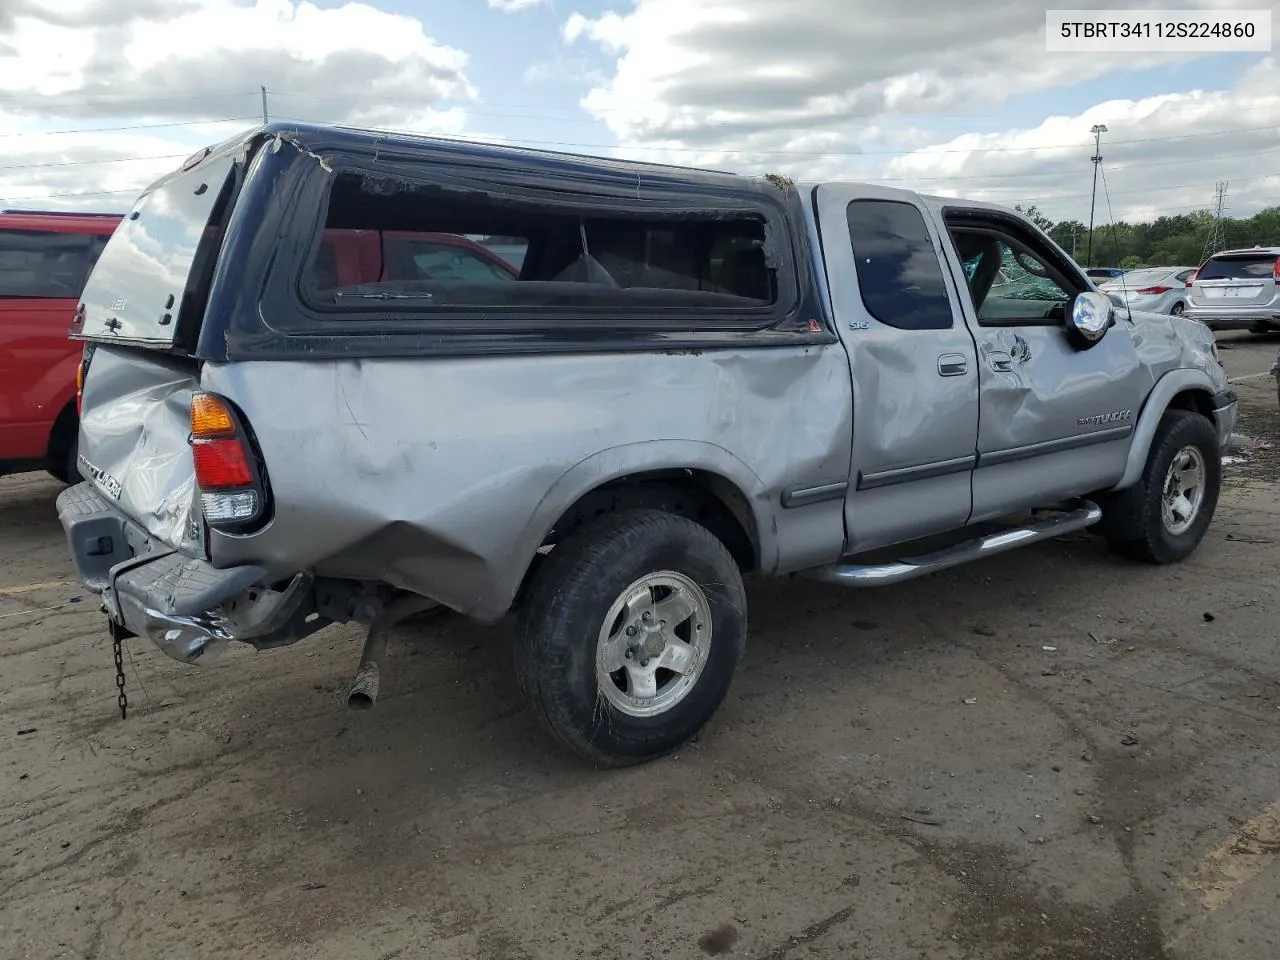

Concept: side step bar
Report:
left=804, top=499, right=1102, bottom=587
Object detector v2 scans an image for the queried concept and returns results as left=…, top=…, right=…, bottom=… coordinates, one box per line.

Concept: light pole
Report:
left=1086, top=123, right=1106, bottom=268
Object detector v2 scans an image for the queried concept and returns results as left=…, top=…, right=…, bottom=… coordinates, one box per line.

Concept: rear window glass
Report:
left=846, top=199, right=952, bottom=330
left=1108, top=268, right=1172, bottom=287
left=1199, top=255, right=1278, bottom=280
left=302, top=172, right=779, bottom=314
left=75, top=153, right=236, bottom=345
left=0, top=229, right=106, bottom=299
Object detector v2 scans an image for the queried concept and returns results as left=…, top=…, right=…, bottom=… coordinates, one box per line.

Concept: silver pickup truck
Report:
left=58, top=122, right=1235, bottom=767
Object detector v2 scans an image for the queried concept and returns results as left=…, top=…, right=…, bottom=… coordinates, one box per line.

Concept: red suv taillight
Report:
left=1186, top=268, right=1200, bottom=289
left=1273, top=256, right=1280, bottom=282
left=190, top=392, right=268, bottom=529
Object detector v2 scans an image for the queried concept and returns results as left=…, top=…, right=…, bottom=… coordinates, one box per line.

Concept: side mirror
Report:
left=1066, top=291, right=1113, bottom=349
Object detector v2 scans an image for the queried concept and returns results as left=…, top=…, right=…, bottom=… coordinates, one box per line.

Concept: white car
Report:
left=1099, top=266, right=1197, bottom=316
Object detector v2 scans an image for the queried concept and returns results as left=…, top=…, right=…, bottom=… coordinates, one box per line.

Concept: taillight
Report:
left=1136, top=285, right=1172, bottom=295
left=1273, top=257, right=1280, bottom=282
left=1187, top=268, right=1201, bottom=289
left=189, top=392, right=268, bottom=528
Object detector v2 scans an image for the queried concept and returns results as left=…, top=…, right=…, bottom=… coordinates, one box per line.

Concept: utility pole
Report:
left=1201, top=180, right=1228, bottom=263
left=1086, top=123, right=1107, bottom=268
left=261, top=85, right=269, bottom=124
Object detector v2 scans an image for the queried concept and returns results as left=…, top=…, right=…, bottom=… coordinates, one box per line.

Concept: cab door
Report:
left=928, top=202, right=1154, bottom=522
left=812, top=184, right=980, bottom=554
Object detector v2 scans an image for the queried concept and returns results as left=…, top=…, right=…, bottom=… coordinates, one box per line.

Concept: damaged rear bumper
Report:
left=56, top=482, right=321, bottom=663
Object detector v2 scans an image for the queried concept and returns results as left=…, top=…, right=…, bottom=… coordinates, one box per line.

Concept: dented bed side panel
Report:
left=201, top=346, right=854, bottom=621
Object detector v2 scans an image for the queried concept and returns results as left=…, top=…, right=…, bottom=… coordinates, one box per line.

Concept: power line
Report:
left=4, top=140, right=1279, bottom=181
left=1, top=95, right=1277, bottom=159
left=0, top=117, right=260, bottom=139
left=0, top=154, right=186, bottom=173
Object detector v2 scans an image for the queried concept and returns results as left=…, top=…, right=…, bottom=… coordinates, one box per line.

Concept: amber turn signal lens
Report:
left=190, top=393, right=237, bottom=438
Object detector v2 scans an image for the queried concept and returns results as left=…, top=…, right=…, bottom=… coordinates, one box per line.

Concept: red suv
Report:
left=1, top=210, right=121, bottom=482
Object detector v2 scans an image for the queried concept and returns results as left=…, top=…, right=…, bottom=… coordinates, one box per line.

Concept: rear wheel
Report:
left=1098, top=409, right=1220, bottom=564
left=515, top=509, right=747, bottom=767
left=46, top=428, right=79, bottom=485
left=1170, top=302, right=1184, bottom=316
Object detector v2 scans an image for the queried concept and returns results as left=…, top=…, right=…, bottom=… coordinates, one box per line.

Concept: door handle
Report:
left=988, top=351, right=1013, bottom=373
left=938, top=354, right=967, bottom=377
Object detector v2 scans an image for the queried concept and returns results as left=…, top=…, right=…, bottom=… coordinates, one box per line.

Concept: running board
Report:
left=804, top=499, right=1103, bottom=587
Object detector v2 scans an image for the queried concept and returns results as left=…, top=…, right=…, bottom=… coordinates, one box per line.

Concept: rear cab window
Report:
left=294, top=169, right=786, bottom=327
left=74, top=152, right=238, bottom=350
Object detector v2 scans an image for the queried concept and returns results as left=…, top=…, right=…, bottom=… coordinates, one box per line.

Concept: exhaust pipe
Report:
left=347, top=594, right=441, bottom=710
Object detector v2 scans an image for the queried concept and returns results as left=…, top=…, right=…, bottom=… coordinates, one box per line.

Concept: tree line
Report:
left=1014, top=203, right=1280, bottom=269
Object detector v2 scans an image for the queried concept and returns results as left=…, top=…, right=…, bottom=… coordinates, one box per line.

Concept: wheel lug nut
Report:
left=626, top=626, right=636, bottom=637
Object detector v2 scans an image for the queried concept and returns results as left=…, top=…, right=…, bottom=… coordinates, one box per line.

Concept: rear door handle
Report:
left=988, top=351, right=1013, bottom=373
left=938, top=354, right=967, bottom=377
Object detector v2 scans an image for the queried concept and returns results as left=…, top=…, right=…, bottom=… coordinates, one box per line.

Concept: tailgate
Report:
left=76, top=345, right=204, bottom=555
left=1191, top=253, right=1279, bottom=306
left=69, top=148, right=241, bottom=553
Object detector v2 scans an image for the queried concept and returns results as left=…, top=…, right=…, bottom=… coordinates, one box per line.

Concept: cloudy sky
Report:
left=1, top=0, right=1277, bottom=226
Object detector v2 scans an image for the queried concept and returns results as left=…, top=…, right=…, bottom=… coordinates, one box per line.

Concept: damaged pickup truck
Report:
left=58, top=122, right=1235, bottom=766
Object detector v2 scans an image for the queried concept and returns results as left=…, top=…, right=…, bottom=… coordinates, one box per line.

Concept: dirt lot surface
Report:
left=3, top=333, right=1279, bottom=960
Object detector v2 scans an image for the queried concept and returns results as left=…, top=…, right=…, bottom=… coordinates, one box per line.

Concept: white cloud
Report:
left=0, top=0, right=474, bottom=121
left=0, top=0, right=480, bottom=210
left=489, top=0, right=548, bottom=11
left=561, top=0, right=1280, bottom=222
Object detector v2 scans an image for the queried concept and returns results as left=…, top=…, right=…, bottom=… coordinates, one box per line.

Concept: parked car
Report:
left=58, top=123, right=1235, bottom=767
left=1085, top=267, right=1126, bottom=280
left=1097, top=266, right=1197, bottom=316
left=0, top=210, right=120, bottom=482
left=1183, top=247, right=1280, bottom=332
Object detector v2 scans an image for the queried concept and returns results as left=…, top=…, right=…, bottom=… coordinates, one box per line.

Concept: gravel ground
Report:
left=2, top=333, right=1278, bottom=960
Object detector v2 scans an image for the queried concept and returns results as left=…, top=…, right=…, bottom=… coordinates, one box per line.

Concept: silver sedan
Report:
left=1099, top=266, right=1197, bottom=316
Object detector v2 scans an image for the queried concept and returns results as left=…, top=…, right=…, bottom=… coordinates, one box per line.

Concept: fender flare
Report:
left=1111, top=368, right=1220, bottom=491
left=494, top=440, right=778, bottom=613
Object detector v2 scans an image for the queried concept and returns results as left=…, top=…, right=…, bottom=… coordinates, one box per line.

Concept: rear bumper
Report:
left=1184, top=305, right=1280, bottom=329
left=1211, top=390, right=1238, bottom=451
left=56, top=482, right=317, bottom=663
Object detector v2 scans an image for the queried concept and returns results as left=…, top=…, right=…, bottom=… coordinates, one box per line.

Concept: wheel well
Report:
left=1165, top=388, right=1215, bottom=420
left=542, top=470, right=759, bottom=573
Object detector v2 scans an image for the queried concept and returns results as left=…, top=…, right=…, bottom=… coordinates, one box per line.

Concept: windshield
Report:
left=75, top=153, right=236, bottom=346
left=1199, top=254, right=1278, bottom=281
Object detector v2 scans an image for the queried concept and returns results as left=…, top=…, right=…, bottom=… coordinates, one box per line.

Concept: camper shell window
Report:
left=298, top=171, right=785, bottom=322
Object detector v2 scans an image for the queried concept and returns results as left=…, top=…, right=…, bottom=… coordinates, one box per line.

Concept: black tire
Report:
left=1170, top=302, right=1184, bottom=316
left=1097, top=409, right=1220, bottom=564
left=515, top=509, right=747, bottom=767
left=46, top=432, right=78, bottom=486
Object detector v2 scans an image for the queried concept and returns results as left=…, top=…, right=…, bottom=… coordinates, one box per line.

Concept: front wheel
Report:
left=1099, top=410, right=1221, bottom=564
left=515, top=510, right=747, bottom=767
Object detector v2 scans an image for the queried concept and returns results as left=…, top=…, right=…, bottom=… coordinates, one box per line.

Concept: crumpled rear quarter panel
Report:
left=77, top=346, right=202, bottom=554
left=203, top=345, right=852, bottom=621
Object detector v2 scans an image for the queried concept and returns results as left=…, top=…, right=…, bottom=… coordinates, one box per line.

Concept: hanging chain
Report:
left=112, top=623, right=128, bottom=720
